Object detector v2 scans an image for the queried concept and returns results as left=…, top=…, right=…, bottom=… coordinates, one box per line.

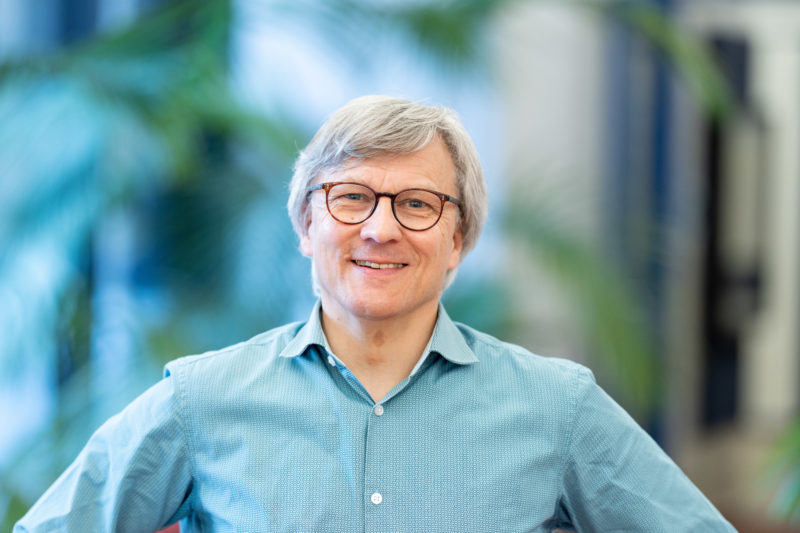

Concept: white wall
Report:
left=492, top=1, right=607, bottom=361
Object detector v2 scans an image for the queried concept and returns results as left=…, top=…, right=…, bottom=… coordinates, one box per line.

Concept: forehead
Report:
left=322, top=136, right=457, bottom=192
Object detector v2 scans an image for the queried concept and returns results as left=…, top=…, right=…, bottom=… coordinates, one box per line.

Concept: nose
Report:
left=359, top=197, right=403, bottom=242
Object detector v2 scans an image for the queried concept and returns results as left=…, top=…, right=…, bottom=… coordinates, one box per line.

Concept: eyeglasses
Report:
left=307, top=182, right=461, bottom=231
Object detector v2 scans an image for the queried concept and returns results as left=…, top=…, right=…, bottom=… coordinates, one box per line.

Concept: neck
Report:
left=320, top=302, right=439, bottom=402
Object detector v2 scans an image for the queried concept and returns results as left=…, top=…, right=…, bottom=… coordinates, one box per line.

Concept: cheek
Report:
left=301, top=217, right=346, bottom=259
left=432, top=223, right=462, bottom=271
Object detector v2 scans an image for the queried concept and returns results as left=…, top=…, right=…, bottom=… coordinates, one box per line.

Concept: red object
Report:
left=156, top=524, right=180, bottom=533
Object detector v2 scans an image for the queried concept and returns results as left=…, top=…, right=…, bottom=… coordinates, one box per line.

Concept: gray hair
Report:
left=287, top=95, right=488, bottom=286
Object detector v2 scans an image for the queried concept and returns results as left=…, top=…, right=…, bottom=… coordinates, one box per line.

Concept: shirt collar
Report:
left=278, top=301, right=479, bottom=366
left=279, top=300, right=330, bottom=359
left=428, top=304, right=479, bottom=365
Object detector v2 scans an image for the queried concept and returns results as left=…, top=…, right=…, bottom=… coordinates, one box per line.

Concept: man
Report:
left=16, top=96, right=735, bottom=531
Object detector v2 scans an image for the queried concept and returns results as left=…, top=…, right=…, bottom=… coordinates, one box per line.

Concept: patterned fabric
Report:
left=16, top=302, right=736, bottom=532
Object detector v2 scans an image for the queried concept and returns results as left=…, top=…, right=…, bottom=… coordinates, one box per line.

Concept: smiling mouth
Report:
left=353, top=260, right=407, bottom=269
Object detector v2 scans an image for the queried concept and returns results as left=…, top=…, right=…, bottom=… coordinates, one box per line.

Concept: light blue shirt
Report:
left=16, top=302, right=735, bottom=532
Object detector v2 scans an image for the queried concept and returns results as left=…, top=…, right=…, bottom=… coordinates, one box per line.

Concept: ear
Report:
left=300, top=234, right=313, bottom=258
left=299, top=210, right=314, bottom=258
left=447, top=227, right=463, bottom=270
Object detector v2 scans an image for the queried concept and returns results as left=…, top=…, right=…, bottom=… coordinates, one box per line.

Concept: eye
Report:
left=405, top=199, right=429, bottom=209
left=329, top=184, right=374, bottom=205
left=395, top=190, right=440, bottom=220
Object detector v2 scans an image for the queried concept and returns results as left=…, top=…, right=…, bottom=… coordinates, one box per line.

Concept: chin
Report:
left=349, top=301, right=405, bottom=321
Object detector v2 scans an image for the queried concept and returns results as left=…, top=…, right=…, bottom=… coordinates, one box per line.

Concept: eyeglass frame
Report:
left=307, top=181, right=462, bottom=231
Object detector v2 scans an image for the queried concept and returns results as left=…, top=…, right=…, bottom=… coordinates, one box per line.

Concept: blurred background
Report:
left=1, top=0, right=798, bottom=530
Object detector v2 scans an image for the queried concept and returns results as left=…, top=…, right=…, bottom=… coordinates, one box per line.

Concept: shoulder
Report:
left=164, top=320, right=305, bottom=385
left=445, top=321, right=597, bottom=424
left=454, top=320, right=596, bottom=389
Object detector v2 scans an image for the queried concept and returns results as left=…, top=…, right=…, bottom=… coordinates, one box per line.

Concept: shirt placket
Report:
left=360, top=358, right=438, bottom=532
left=363, top=399, right=391, bottom=533
left=319, top=346, right=437, bottom=532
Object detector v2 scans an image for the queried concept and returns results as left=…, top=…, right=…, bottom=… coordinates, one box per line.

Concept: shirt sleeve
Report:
left=13, top=375, right=194, bottom=533
left=557, top=368, right=737, bottom=532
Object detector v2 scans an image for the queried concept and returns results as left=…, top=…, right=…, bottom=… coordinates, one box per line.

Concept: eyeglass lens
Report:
left=326, top=183, right=443, bottom=230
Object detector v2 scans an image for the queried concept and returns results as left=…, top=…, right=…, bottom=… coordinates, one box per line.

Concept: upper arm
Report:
left=14, top=376, right=194, bottom=533
left=558, top=370, right=735, bottom=532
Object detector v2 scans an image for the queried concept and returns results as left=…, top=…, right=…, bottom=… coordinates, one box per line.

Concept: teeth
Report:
left=354, top=260, right=405, bottom=269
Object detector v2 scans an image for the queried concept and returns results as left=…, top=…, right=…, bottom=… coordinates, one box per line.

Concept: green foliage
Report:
left=444, top=278, right=515, bottom=339
left=1, top=490, right=28, bottom=533
left=377, top=0, right=512, bottom=71
left=599, top=0, right=732, bottom=119
left=768, top=417, right=800, bottom=522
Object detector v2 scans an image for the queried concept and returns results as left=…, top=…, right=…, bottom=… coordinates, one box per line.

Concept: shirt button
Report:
left=373, top=404, right=384, bottom=416
left=371, top=492, right=383, bottom=505
left=327, top=355, right=336, bottom=367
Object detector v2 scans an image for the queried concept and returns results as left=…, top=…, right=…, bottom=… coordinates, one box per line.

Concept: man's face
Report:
left=300, top=136, right=463, bottom=323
